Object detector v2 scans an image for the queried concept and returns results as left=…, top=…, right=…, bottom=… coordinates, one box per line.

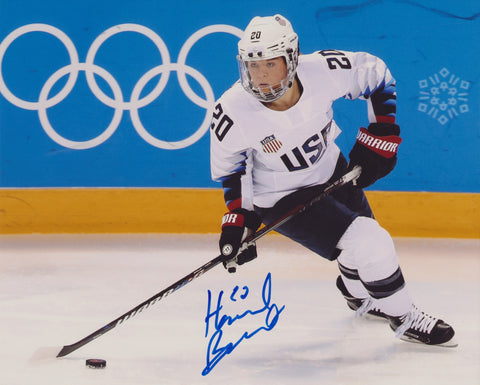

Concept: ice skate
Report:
left=335, top=275, right=387, bottom=320
left=388, top=305, right=457, bottom=347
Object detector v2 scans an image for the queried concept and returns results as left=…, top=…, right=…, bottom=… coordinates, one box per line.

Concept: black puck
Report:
left=86, top=358, right=107, bottom=369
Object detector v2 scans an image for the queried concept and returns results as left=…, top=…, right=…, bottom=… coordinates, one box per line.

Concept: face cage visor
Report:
left=237, top=54, right=296, bottom=102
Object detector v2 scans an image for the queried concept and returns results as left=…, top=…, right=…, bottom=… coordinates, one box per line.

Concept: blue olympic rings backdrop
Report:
left=0, top=0, right=479, bottom=192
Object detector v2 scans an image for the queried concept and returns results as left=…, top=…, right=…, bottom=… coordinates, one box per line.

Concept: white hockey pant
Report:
left=337, top=216, right=413, bottom=316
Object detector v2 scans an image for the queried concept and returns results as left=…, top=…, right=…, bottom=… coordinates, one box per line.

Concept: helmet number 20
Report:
left=250, top=31, right=262, bottom=40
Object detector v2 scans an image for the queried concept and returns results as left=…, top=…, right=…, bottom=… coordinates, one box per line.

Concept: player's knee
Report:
left=338, top=216, right=396, bottom=272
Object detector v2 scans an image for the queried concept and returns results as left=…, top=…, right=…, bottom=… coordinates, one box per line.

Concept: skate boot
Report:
left=388, top=305, right=457, bottom=347
left=336, top=275, right=387, bottom=320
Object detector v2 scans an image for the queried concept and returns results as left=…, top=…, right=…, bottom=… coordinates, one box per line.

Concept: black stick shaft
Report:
left=56, top=166, right=360, bottom=358
left=56, top=255, right=224, bottom=357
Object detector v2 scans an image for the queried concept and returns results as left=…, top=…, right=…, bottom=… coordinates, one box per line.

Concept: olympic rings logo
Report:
left=0, top=23, right=243, bottom=150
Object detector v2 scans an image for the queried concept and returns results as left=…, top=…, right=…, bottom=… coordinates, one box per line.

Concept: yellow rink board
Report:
left=0, top=189, right=478, bottom=238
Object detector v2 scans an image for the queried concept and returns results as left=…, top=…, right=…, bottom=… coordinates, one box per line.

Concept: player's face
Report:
left=247, top=57, right=287, bottom=91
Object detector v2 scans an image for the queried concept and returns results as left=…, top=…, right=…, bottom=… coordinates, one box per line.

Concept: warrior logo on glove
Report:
left=355, top=127, right=401, bottom=158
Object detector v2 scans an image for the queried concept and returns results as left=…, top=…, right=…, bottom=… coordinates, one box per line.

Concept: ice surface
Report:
left=1, top=234, right=479, bottom=385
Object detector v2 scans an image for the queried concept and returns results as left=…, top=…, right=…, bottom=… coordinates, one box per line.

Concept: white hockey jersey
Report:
left=210, top=50, right=396, bottom=209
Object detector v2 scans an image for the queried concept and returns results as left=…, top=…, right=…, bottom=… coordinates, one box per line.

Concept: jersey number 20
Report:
left=211, top=103, right=233, bottom=141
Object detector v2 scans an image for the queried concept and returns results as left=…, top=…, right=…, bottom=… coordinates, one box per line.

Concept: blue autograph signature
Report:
left=202, top=272, right=285, bottom=376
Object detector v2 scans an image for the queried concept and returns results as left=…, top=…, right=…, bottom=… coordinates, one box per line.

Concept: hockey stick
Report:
left=52, top=165, right=361, bottom=358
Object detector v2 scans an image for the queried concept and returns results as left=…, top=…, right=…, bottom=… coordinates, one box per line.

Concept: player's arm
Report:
left=318, top=50, right=401, bottom=188
left=210, top=102, right=262, bottom=272
left=344, top=51, right=397, bottom=123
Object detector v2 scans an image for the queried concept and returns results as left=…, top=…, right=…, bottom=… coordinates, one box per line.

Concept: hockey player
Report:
left=210, top=14, right=456, bottom=346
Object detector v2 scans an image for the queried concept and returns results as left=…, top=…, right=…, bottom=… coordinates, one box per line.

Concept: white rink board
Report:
left=1, top=234, right=479, bottom=385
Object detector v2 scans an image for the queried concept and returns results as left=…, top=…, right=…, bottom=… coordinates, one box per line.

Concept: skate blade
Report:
left=400, top=335, right=458, bottom=348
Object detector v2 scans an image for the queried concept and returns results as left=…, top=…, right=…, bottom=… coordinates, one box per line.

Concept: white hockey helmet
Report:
left=237, top=14, right=299, bottom=102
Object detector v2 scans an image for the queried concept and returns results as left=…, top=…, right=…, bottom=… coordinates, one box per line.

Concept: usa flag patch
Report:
left=261, top=134, right=283, bottom=153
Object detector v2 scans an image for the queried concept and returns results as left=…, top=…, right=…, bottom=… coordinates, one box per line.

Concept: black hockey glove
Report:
left=348, top=122, right=402, bottom=188
left=219, top=208, right=262, bottom=273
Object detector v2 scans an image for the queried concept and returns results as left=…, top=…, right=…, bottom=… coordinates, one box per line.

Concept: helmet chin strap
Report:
left=252, top=77, right=292, bottom=102
left=254, top=62, right=297, bottom=102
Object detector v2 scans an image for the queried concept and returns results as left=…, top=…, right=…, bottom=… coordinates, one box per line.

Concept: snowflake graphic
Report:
left=418, top=68, right=470, bottom=125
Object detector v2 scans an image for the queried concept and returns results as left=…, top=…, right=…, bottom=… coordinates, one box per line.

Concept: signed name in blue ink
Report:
left=202, top=272, right=285, bottom=376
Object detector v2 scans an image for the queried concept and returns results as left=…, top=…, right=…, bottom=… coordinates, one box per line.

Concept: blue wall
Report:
left=0, top=0, right=479, bottom=192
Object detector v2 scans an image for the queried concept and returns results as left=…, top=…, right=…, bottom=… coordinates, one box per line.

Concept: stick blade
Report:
left=56, top=344, right=77, bottom=358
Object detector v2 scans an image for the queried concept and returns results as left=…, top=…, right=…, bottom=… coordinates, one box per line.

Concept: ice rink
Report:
left=1, top=233, right=479, bottom=385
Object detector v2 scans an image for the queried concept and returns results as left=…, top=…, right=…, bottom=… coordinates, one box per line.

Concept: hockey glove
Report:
left=348, top=122, right=402, bottom=188
left=219, top=208, right=262, bottom=273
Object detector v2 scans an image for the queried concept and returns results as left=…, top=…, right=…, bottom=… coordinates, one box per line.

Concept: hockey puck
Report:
left=86, top=358, right=107, bottom=369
